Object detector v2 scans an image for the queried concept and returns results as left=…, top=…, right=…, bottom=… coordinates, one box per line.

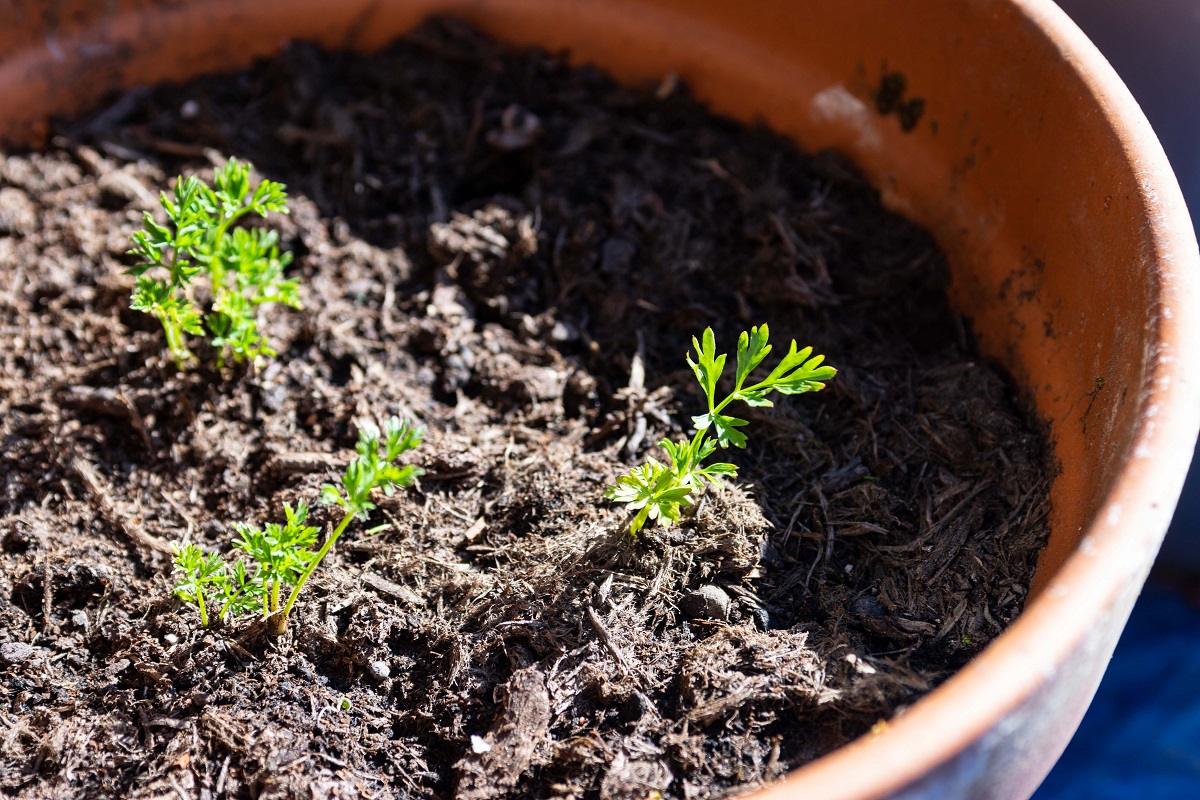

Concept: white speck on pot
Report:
left=809, top=84, right=881, bottom=152
left=180, top=100, right=201, bottom=119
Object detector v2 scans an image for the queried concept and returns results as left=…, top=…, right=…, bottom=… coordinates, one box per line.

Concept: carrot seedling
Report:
left=128, top=157, right=298, bottom=368
left=605, top=324, right=836, bottom=535
left=235, top=501, right=318, bottom=623
left=172, top=544, right=265, bottom=628
left=171, top=543, right=228, bottom=628
left=170, top=418, right=425, bottom=634
left=216, top=560, right=266, bottom=621
left=275, top=417, right=425, bottom=634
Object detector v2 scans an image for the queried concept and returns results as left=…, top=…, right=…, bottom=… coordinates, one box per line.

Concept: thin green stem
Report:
left=196, top=590, right=210, bottom=628
left=168, top=241, right=184, bottom=290
left=713, top=390, right=742, bottom=415
left=209, top=259, right=226, bottom=301
left=275, top=511, right=355, bottom=635
left=162, top=313, right=191, bottom=368
left=206, top=206, right=252, bottom=303
left=213, top=206, right=250, bottom=243
left=163, top=241, right=195, bottom=367
left=713, top=376, right=779, bottom=415
left=685, top=428, right=708, bottom=468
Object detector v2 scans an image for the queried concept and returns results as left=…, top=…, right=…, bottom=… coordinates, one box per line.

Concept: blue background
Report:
left=1034, top=587, right=1200, bottom=798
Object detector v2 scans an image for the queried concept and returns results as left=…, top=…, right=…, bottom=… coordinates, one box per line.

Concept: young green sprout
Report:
left=172, top=544, right=264, bottom=628
left=169, top=418, right=424, bottom=635
left=128, top=157, right=299, bottom=368
left=605, top=324, right=836, bottom=535
left=235, top=501, right=318, bottom=622
left=216, top=560, right=266, bottom=621
left=171, top=543, right=227, bottom=628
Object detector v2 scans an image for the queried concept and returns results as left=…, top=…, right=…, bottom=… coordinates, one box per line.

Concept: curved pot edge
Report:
left=0, top=2, right=1196, bottom=799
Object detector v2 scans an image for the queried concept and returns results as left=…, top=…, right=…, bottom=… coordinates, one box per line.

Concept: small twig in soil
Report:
left=41, top=574, right=53, bottom=634
left=874, top=481, right=992, bottom=554
left=264, top=451, right=341, bottom=476
left=58, top=385, right=152, bottom=451
left=215, top=755, right=231, bottom=796
left=72, top=457, right=174, bottom=555
left=160, top=490, right=198, bottom=542
left=360, top=572, right=421, bottom=606
left=585, top=605, right=631, bottom=674
left=622, top=332, right=648, bottom=457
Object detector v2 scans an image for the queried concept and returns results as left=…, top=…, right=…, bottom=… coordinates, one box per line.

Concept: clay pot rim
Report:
left=753, top=1, right=1200, bottom=797
left=0, top=1, right=1195, bottom=797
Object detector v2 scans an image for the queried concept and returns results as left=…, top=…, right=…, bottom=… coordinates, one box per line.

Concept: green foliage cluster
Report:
left=605, top=325, right=836, bottom=535
left=129, top=158, right=298, bottom=368
left=234, top=502, right=318, bottom=622
left=171, top=418, right=424, bottom=634
left=319, top=421, right=425, bottom=520
left=170, top=544, right=230, bottom=629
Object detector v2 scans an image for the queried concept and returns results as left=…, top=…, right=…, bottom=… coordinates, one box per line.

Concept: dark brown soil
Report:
left=0, top=19, right=1051, bottom=800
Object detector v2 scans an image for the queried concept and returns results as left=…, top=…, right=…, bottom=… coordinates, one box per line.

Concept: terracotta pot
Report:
left=2, top=1, right=1196, bottom=798
left=1055, top=0, right=1200, bottom=573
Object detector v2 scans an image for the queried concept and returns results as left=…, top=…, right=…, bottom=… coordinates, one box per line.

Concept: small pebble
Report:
left=759, top=540, right=784, bottom=566
left=852, top=595, right=886, bottom=618
left=620, top=691, right=652, bottom=723
left=0, top=641, right=34, bottom=665
left=751, top=606, right=771, bottom=631
left=680, top=584, right=731, bottom=621
left=845, top=653, right=878, bottom=675
left=485, top=104, right=542, bottom=150
left=369, top=660, right=391, bottom=680
left=164, top=633, right=179, bottom=645
left=550, top=321, right=579, bottom=342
